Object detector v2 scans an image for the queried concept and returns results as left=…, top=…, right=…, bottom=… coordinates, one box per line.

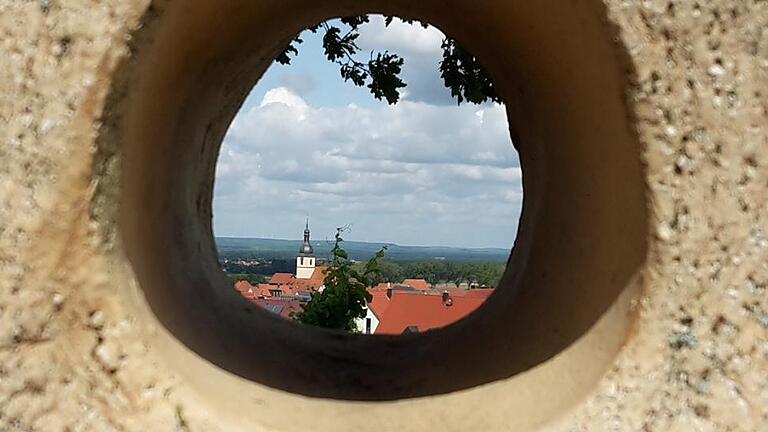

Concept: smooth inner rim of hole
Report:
left=116, top=1, right=647, bottom=403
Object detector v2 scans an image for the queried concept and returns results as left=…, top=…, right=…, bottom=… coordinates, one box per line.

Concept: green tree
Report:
left=395, top=261, right=505, bottom=287
left=474, top=262, right=505, bottom=287
left=402, top=261, right=441, bottom=285
left=226, top=273, right=266, bottom=285
left=293, top=229, right=386, bottom=331
left=443, top=262, right=465, bottom=288
left=276, top=16, right=501, bottom=106
left=353, top=260, right=403, bottom=285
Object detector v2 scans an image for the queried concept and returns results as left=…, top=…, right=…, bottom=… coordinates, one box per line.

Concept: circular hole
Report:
left=110, top=0, right=648, bottom=417
left=212, top=15, right=521, bottom=336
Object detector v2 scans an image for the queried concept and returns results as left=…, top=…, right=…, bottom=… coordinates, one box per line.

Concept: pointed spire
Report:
left=300, top=218, right=313, bottom=256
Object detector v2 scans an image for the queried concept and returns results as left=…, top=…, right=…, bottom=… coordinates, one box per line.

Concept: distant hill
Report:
left=215, top=237, right=510, bottom=263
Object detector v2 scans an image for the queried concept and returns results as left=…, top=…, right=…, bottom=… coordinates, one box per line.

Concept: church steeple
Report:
left=296, top=219, right=316, bottom=279
left=299, top=218, right=314, bottom=256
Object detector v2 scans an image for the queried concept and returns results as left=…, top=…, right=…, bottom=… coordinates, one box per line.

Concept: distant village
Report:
left=231, top=223, right=495, bottom=334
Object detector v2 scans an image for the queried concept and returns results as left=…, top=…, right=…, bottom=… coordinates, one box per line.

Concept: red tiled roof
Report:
left=288, top=280, right=314, bottom=292
left=367, top=289, right=393, bottom=319
left=239, top=267, right=329, bottom=300
left=304, top=266, right=328, bottom=288
left=252, top=298, right=303, bottom=320
left=464, top=289, right=495, bottom=299
left=289, top=267, right=327, bottom=291
left=367, top=283, right=425, bottom=318
left=374, top=292, right=486, bottom=335
left=234, top=280, right=254, bottom=293
left=312, top=265, right=328, bottom=279
left=269, top=273, right=295, bottom=284
left=367, top=283, right=437, bottom=318
left=257, top=283, right=281, bottom=297
left=371, top=283, right=414, bottom=292
left=445, top=287, right=468, bottom=297
left=268, top=267, right=327, bottom=290
left=442, top=287, right=495, bottom=298
left=403, top=279, right=431, bottom=291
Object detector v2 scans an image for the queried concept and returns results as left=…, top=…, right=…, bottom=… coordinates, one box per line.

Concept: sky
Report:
left=213, top=16, right=522, bottom=249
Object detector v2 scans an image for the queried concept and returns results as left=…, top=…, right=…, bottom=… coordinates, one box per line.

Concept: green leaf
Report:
left=323, top=27, right=346, bottom=62
left=439, top=38, right=502, bottom=105
left=368, top=52, right=406, bottom=104
left=275, top=39, right=301, bottom=65
left=340, top=64, right=367, bottom=86
left=340, top=15, right=370, bottom=28
left=279, top=17, right=501, bottom=108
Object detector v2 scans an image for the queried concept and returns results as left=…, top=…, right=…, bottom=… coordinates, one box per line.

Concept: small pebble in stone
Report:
left=708, top=64, right=726, bottom=77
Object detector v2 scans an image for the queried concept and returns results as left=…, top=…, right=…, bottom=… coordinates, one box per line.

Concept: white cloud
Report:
left=357, top=16, right=445, bottom=56
left=259, top=87, right=309, bottom=110
left=354, top=16, right=455, bottom=105
left=214, top=87, right=521, bottom=248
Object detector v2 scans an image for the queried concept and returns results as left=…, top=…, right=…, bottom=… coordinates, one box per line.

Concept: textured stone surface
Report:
left=570, top=2, right=768, bottom=430
left=0, top=2, right=195, bottom=430
left=0, top=0, right=766, bottom=431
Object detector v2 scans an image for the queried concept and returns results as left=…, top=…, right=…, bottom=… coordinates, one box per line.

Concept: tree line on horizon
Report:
left=352, top=260, right=504, bottom=288
left=224, top=260, right=506, bottom=288
left=224, top=259, right=505, bottom=289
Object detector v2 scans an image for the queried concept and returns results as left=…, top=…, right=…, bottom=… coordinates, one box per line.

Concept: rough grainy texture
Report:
left=561, top=1, right=768, bottom=430
left=0, top=0, right=766, bottom=431
left=0, top=2, right=209, bottom=430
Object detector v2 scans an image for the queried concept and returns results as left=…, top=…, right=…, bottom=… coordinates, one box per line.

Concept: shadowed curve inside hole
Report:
left=114, top=0, right=648, bottom=402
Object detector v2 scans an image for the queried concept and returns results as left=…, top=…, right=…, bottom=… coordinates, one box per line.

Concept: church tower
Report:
left=296, top=219, right=316, bottom=279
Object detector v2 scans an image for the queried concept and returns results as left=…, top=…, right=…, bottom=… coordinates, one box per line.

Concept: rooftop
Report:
left=374, top=291, right=486, bottom=335
left=252, top=298, right=303, bottom=320
left=402, top=279, right=431, bottom=291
